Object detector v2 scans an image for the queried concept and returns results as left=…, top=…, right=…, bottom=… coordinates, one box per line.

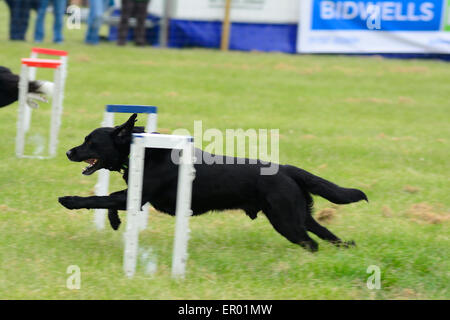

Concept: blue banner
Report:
left=311, top=0, right=445, bottom=31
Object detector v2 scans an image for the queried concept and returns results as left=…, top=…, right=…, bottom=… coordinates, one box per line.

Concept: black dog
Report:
left=0, top=66, right=52, bottom=108
left=59, top=114, right=368, bottom=252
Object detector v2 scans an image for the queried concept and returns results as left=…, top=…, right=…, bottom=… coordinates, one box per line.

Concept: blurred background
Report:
left=5, top=0, right=450, bottom=55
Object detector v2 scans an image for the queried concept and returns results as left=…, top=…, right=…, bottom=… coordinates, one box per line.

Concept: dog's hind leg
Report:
left=263, top=192, right=318, bottom=252
left=106, top=190, right=126, bottom=230
left=108, top=209, right=121, bottom=230
left=305, top=215, right=355, bottom=248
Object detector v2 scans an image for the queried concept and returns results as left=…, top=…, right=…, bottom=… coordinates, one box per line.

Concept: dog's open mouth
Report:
left=82, top=158, right=101, bottom=175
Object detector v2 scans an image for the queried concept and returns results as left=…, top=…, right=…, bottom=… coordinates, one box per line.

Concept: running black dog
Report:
left=59, top=114, right=368, bottom=252
left=0, top=66, right=52, bottom=108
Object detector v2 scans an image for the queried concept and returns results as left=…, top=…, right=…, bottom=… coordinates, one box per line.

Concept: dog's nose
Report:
left=66, top=150, right=72, bottom=159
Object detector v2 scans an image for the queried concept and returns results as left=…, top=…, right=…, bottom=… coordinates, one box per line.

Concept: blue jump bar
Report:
left=106, top=105, right=157, bottom=114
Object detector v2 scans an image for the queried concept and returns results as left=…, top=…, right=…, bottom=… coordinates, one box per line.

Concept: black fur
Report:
left=0, top=66, right=42, bottom=108
left=59, top=114, right=368, bottom=252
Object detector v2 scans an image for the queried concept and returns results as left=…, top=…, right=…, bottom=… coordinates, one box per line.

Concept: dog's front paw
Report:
left=108, top=209, right=121, bottom=230
left=58, top=196, right=83, bottom=210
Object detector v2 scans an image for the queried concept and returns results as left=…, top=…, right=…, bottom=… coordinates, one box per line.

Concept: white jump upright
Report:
left=94, top=105, right=158, bottom=230
left=124, top=133, right=195, bottom=279
left=16, top=55, right=66, bottom=159
left=24, top=48, right=69, bottom=135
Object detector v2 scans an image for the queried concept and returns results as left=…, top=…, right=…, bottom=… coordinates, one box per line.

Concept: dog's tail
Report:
left=285, top=165, right=368, bottom=204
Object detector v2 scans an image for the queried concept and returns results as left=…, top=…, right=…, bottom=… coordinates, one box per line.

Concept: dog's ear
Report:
left=112, top=113, right=137, bottom=141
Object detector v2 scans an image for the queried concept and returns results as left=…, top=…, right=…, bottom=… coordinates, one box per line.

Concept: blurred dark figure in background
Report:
left=34, top=0, right=68, bottom=43
left=117, top=0, right=150, bottom=46
left=85, top=0, right=111, bottom=45
left=4, top=0, right=13, bottom=37
left=6, top=0, right=40, bottom=40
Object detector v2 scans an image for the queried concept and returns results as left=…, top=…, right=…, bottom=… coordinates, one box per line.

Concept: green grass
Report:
left=0, top=3, right=449, bottom=299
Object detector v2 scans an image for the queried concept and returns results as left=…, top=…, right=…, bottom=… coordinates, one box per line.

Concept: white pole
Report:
left=123, top=137, right=145, bottom=278
left=138, top=112, right=158, bottom=231
left=16, top=64, right=29, bottom=158
left=94, top=112, right=115, bottom=230
left=60, top=56, right=68, bottom=94
left=146, top=113, right=157, bottom=133
left=24, top=52, right=38, bottom=134
left=171, top=139, right=195, bottom=278
left=159, top=0, right=173, bottom=48
left=94, top=168, right=110, bottom=230
left=48, top=65, right=63, bottom=157
left=23, top=101, right=32, bottom=134
left=29, top=51, right=38, bottom=79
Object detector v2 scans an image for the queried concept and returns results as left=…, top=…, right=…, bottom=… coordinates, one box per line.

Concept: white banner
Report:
left=297, top=0, right=450, bottom=54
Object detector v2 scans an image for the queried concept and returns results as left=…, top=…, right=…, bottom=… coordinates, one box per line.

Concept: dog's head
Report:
left=66, top=114, right=143, bottom=175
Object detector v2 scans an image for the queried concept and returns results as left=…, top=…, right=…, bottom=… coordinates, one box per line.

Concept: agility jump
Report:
left=124, top=132, right=195, bottom=278
left=94, top=105, right=158, bottom=230
left=16, top=48, right=68, bottom=159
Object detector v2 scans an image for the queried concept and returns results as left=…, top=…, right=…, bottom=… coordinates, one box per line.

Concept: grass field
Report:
left=0, top=3, right=449, bottom=300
